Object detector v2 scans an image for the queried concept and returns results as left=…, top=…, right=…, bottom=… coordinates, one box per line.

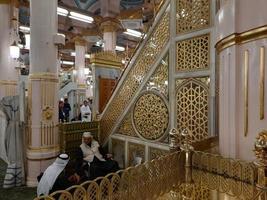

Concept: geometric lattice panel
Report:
left=100, top=10, right=169, bottom=143
left=146, top=54, right=169, bottom=97
left=176, top=34, right=210, bottom=72
left=133, top=92, right=169, bottom=141
left=176, top=0, right=210, bottom=34
left=117, top=111, right=138, bottom=137
left=149, top=147, right=169, bottom=161
left=176, top=78, right=209, bottom=142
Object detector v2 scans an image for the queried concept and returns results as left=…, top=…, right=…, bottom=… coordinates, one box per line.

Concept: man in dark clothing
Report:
left=75, top=132, right=119, bottom=180
left=58, top=101, right=65, bottom=122
left=63, top=98, right=71, bottom=122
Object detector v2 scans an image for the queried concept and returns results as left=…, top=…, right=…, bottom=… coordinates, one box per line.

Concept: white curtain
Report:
left=0, top=96, right=25, bottom=188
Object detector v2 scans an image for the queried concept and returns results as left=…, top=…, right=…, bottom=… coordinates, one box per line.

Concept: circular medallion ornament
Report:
left=133, top=92, right=169, bottom=141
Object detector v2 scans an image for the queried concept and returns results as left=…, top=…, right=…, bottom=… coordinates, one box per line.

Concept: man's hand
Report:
left=106, top=154, right=113, bottom=159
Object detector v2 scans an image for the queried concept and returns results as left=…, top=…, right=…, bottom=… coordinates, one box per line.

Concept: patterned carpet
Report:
left=0, top=159, right=36, bottom=200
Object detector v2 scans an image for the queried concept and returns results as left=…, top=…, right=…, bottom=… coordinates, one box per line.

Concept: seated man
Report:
left=37, top=154, right=79, bottom=196
left=76, top=132, right=119, bottom=180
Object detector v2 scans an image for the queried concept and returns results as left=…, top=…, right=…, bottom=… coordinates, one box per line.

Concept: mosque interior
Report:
left=0, top=0, right=267, bottom=199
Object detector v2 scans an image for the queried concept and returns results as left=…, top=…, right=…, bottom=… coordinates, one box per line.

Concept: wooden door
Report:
left=99, top=77, right=117, bottom=113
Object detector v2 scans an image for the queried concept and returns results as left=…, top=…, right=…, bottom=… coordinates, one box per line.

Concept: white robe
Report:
left=80, top=140, right=105, bottom=163
left=80, top=105, right=91, bottom=122
left=37, top=157, right=69, bottom=196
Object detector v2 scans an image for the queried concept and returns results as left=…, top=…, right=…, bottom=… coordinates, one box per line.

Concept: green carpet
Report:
left=0, top=159, right=36, bottom=200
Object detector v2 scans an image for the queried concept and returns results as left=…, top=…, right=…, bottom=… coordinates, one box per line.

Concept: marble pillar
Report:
left=74, top=37, right=87, bottom=114
left=26, top=0, right=59, bottom=186
left=216, top=0, right=267, bottom=161
left=0, top=0, right=19, bottom=99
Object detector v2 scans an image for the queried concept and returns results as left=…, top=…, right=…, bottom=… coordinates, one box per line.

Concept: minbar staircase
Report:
left=99, top=0, right=170, bottom=144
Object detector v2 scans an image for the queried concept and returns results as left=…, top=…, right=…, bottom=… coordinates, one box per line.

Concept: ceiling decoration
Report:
left=73, top=0, right=97, bottom=10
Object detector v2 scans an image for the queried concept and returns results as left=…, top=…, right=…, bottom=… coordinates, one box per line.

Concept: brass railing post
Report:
left=254, top=130, right=267, bottom=189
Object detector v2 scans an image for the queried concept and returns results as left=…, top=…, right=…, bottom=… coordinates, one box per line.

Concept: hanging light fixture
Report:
left=10, top=41, right=20, bottom=59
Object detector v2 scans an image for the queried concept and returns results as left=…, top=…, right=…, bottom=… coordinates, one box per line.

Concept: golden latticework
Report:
left=176, top=34, right=210, bottom=72
left=133, top=92, right=169, bottom=140
left=100, top=10, right=170, bottom=143
left=192, top=151, right=257, bottom=183
left=149, top=147, right=169, bottom=160
left=146, top=54, right=169, bottom=97
left=176, top=78, right=209, bottom=142
left=176, top=0, right=210, bottom=34
left=117, top=111, right=137, bottom=137
left=34, top=152, right=182, bottom=200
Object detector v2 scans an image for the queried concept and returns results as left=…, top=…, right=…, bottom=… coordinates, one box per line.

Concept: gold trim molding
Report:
left=216, top=25, right=267, bottom=52
left=0, top=0, right=11, bottom=4
left=244, top=50, right=249, bottom=137
left=90, top=51, right=122, bottom=69
left=0, top=80, right=17, bottom=85
left=29, top=72, right=59, bottom=83
left=260, top=47, right=265, bottom=120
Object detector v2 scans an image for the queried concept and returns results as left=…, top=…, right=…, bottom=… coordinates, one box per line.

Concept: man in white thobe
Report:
left=80, top=100, right=92, bottom=122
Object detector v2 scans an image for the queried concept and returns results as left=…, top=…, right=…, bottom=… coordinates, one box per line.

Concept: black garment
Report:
left=75, top=147, right=119, bottom=180
left=50, top=171, right=73, bottom=194
left=63, top=103, right=71, bottom=121
left=59, top=109, right=65, bottom=122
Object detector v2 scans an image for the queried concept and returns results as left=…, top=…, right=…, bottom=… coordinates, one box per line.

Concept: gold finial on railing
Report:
left=254, top=130, right=267, bottom=189
left=169, top=128, right=180, bottom=151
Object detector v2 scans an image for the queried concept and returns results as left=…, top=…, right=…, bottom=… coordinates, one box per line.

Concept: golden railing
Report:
left=34, top=151, right=182, bottom=200
left=59, top=121, right=100, bottom=157
left=192, top=151, right=256, bottom=184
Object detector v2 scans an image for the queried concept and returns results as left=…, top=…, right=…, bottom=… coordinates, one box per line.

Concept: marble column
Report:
left=74, top=37, right=87, bottom=114
left=101, top=21, right=119, bottom=52
left=216, top=0, right=267, bottom=161
left=0, top=0, right=19, bottom=99
left=27, top=0, right=59, bottom=186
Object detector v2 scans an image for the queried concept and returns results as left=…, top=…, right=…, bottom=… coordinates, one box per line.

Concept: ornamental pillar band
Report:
left=27, top=0, right=59, bottom=186
left=0, top=0, right=19, bottom=99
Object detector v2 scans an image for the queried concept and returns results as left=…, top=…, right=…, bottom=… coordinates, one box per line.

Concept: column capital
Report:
left=74, top=36, right=87, bottom=46
left=99, top=17, right=122, bottom=33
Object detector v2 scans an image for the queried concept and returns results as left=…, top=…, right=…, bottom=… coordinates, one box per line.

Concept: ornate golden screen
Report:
left=133, top=92, right=169, bottom=141
left=176, top=78, right=209, bottom=142
left=176, top=34, right=210, bottom=72
left=176, top=0, right=210, bottom=34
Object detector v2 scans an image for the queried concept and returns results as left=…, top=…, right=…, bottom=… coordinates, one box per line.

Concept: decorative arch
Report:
left=176, top=78, right=209, bottom=142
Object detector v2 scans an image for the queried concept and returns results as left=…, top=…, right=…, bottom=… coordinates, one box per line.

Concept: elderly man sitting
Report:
left=76, top=132, right=119, bottom=180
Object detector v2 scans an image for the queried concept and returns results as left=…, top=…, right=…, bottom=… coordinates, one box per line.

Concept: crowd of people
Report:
left=37, top=132, right=119, bottom=196
left=58, top=98, right=93, bottom=123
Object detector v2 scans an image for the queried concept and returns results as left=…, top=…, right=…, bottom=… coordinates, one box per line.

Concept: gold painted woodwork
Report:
left=90, top=50, right=122, bottom=69
left=244, top=50, right=249, bottom=137
left=99, top=18, right=122, bottom=33
left=59, top=121, right=99, bottom=156
left=176, top=0, right=210, bottom=34
left=0, top=80, right=17, bottom=96
left=100, top=10, right=169, bottom=143
left=73, top=36, right=87, bottom=46
left=0, top=0, right=11, bottom=4
left=149, top=147, right=169, bottom=160
left=128, top=142, right=145, bottom=166
left=192, top=151, right=256, bottom=184
left=146, top=54, right=169, bottom=96
left=260, top=47, right=265, bottom=120
left=29, top=73, right=58, bottom=83
left=133, top=92, right=169, bottom=141
left=117, top=111, right=138, bottom=137
left=176, top=78, right=209, bottom=142
left=176, top=34, right=210, bottom=72
left=216, top=25, right=267, bottom=52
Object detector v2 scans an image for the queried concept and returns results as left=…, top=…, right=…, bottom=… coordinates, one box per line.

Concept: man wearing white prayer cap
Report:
left=75, top=132, right=119, bottom=179
left=37, top=154, right=78, bottom=196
